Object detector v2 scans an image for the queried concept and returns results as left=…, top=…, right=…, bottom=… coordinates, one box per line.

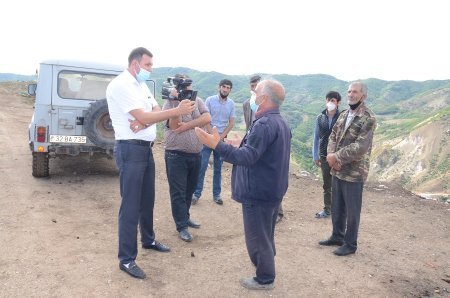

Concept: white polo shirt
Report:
left=106, top=70, right=158, bottom=141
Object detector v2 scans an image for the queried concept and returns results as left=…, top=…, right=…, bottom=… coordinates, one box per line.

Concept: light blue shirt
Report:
left=205, top=95, right=235, bottom=134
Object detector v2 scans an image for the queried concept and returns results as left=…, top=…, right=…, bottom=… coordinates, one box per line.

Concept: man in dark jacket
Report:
left=195, top=79, right=291, bottom=290
left=312, top=91, right=341, bottom=218
left=244, top=74, right=284, bottom=223
left=319, top=81, right=376, bottom=256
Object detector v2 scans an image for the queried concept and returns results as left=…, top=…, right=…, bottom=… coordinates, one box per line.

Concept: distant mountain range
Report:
left=2, top=68, right=449, bottom=196
left=0, top=73, right=36, bottom=82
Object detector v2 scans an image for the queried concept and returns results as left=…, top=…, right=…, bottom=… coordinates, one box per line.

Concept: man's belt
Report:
left=117, top=139, right=154, bottom=147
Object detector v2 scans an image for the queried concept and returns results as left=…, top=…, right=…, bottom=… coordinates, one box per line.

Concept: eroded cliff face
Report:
left=370, top=117, right=449, bottom=200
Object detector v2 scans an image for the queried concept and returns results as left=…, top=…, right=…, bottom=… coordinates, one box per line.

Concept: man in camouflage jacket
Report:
left=319, top=81, right=376, bottom=256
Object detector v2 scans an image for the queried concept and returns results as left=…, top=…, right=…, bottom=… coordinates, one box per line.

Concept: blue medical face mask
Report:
left=135, top=64, right=151, bottom=82
left=250, top=92, right=259, bottom=113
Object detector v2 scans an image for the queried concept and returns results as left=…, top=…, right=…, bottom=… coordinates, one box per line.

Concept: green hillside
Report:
left=4, top=68, right=449, bottom=183
left=150, top=68, right=450, bottom=175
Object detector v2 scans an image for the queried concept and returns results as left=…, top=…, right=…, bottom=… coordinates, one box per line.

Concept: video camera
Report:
left=161, top=77, right=197, bottom=101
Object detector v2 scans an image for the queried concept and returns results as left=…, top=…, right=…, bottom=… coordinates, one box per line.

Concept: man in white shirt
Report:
left=106, top=47, right=195, bottom=279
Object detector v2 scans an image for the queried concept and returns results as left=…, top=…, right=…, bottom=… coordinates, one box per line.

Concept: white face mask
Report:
left=326, top=102, right=337, bottom=112
left=250, top=92, right=259, bottom=113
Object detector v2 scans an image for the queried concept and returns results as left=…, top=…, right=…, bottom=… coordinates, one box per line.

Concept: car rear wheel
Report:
left=32, top=152, right=49, bottom=177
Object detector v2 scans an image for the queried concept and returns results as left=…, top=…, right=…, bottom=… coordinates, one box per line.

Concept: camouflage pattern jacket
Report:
left=327, top=102, right=376, bottom=182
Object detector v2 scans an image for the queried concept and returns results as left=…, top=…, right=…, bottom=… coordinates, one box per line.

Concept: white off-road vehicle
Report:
left=28, top=59, right=154, bottom=177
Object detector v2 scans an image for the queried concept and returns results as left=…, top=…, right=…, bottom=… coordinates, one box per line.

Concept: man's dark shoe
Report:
left=319, top=238, right=344, bottom=246
left=179, top=229, right=193, bottom=242
left=119, top=261, right=146, bottom=279
left=142, top=240, right=171, bottom=252
left=333, top=244, right=356, bottom=256
left=191, top=194, right=199, bottom=205
left=276, top=214, right=283, bottom=224
left=240, top=277, right=274, bottom=290
left=213, top=196, right=223, bottom=205
left=187, top=219, right=201, bottom=229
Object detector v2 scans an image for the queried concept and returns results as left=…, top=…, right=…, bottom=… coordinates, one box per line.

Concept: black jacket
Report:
left=313, top=109, right=341, bottom=159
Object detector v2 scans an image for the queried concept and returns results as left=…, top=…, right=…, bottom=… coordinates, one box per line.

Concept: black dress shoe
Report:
left=333, top=244, right=356, bottom=256
left=142, top=240, right=171, bottom=252
left=119, top=261, right=146, bottom=279
left=179, top=229, right=193, bottom=242
left=276, top=214, right=283, bottom=224
left=319, top=238, right=344, bottom=246
left=187, top=219, right=201, bottom=229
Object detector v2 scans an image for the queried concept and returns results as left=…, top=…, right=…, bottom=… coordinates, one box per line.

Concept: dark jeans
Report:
left=165, top=150, right=201, bottom=231
left=320, top=156, right=332, bottom=213
left=194, top=146, right=223, bottom=198
left=242, top=202, right=279, bottom=284
left=331, top=176, right=363, bottom=249
left=114, top=142, right=156, bottom=264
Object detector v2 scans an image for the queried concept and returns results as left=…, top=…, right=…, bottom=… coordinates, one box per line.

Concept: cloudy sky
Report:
left=1, top=0, right=449, bottom=81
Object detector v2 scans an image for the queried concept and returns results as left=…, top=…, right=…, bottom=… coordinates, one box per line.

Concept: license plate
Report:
left=50, top=135, right=87, bottom=143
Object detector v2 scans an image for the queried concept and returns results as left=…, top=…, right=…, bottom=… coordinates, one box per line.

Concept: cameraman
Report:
left=163, top=74, right=211, bottom=242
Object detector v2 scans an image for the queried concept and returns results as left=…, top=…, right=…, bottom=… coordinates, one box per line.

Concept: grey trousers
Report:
left=242, top=202, right=279, bottom=284
left=331, top=176, right=363, bottom=249
left=320, top=156, right=332, bottom=213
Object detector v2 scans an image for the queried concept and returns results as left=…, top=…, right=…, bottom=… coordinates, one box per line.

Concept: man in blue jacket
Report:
left=195, top=79, right=291, bottom=290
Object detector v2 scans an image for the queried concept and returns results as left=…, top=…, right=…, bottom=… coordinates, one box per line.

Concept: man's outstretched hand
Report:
left=195, top=126, right=220, bottom=149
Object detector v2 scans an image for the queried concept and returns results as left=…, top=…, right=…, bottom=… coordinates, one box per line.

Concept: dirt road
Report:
left=0, top=82, right=449, bottom=297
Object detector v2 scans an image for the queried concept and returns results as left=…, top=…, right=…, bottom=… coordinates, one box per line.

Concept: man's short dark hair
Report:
left=326, top=91, right=341, bottom=102
left=128, top=47, right=153, bottom=65
left=174, top=73, right=190, bottom=80
left=249, top=75, right=261, bottom=84
left=219, top=79, right=232, bottom=89
left=173, top=73, right=192, bottom=89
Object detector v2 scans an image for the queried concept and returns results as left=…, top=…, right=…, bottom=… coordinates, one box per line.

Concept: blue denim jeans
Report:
left=165, top=150, right=201, bottom=231
left=194, top=146, right=223, bottom=199
left=114, top=142, right=156, bottom=264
